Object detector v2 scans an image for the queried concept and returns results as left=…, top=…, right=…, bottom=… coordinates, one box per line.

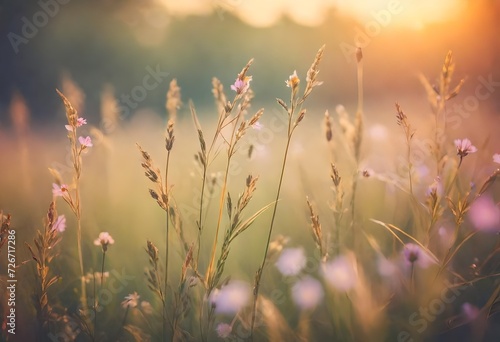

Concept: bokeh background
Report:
left=0, top=0, right=499, bottom=340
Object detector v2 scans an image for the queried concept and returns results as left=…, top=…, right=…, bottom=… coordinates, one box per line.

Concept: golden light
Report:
left=335, top=0, right=467, bottom=30
left=156, top=0, right=467, bottom=28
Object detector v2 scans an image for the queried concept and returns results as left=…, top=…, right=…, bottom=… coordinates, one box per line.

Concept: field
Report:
left=1, top=1, right=499, bottom=341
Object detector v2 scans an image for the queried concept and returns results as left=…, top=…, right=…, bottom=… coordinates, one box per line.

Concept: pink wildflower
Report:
left=94, top=232, right=115, bottom=252
left=493, top=153, right=500, bottom=164
left=65, top=117, right=87, bottom=131
left=291, top=276, right=324, bottom=310
left=275, top=247, right=306, bottom=276
left=210, top=280, right=250, bottom=314
left=455, top=138, right=477, bottom=166
left=121, top=292, right=140, bottom=308
left=462, top=303, right=480, bottom=322
left=78, top=136, right=92, bottom=148
left=468, top=195, right=500, bottom=232
left=230, top=76, right=252, bottom=94
left=402, top=243, right=434, bottom=269
left=52, top=215, right=66, bottom=233
left=215, top=323, right=232, bottom=338
left=323, top=255, right=357, bottom=291
left=52, top=183, right=69, bottom=197
left=76, top=117, right=87, bottom=127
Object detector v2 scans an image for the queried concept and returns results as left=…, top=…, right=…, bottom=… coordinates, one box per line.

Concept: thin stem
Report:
left=164, top=148, right=172, bottom=341
left=410, top=263, right=415, bottom=295
left=196, top=168, right=207, bottom=269
left=93, top=269, right=97, bottom=342
left=407, top=139, right=413, bottom=195
left=76, top=193, right=87, bottom=317
left=205, top=109, right=243, bottom=290
left=250, top=128, right=292, bottom=340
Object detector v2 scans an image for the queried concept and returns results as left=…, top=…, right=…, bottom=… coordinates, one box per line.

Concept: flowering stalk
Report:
left=25, top=202, right=64, bottom=337
left=92, top=232, right=114, bottom=340
left=419, top=51, right=465, bottom=176
left=436, top=168, right=498, bottom=281
left=163, top=118, right=175, bottom=341
left=204, top=59, right=256, bottom=290
left=54, top=90, right=92, bottom=323
left=250, top=45, right=324, bottom=340
left=191, top=62, right=252, bottom=273
left=349, top=48, right=364, bottom=246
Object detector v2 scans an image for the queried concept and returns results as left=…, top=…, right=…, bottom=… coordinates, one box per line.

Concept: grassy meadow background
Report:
left=1, top=0, right=500, bottom=341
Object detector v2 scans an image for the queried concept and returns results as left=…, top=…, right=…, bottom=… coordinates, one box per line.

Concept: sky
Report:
left=0, top=0, right=498, bottom=126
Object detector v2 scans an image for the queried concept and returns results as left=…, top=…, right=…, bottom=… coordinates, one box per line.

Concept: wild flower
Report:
left=66, top=117, right=87, bottom=130
left=468, top=195, right=500, bottom=232
left=83, top=271, right=109, bottom=284
left=402, top=243, right=434, bottom=269
left=361, top=168, right=374, bottom=178
left=52, top=214, right=66, bottom=233
left=93, top=232, right=115, bottom=252
left=462, top=302, right=480, bottom=322
left=251, top=45, right=325, bottom=337
left=377, top=255, right=397, bottom=277
left=215, top=322, right=232, bottom=338
left=252, top=121, right=263, bottom=130
left=291, top=276, right=324, bottom=310
left=275, top=247, right=306, bottom=276
left=323, top=255, right=357, bottom=291
left=140, top=301, right=154, bottom=315
left=230, top=76, right=252, bottom=94
left=286, top=70, right=300, bottom=90
left=52, top=183, right=69, bottom=197
left=122, top=292, right=140, bottom=308
left=438, top=226, right=453, bottom=248
left=210, top=280, right=251, bottom=315
left=78, top=135, right=93, bottom=148
left=77, top=117, right=87, bottom=126
left=493, top=153, right=500, bottom=164
left=455, top=138, right=477, bottom=167
left=426, top=176, right=443, bottom=197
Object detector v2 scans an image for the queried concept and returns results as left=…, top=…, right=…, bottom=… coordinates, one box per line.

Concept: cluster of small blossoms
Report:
left=51, top=115, right=92, bottom=203
left=94, top=232, right=115, bottom=252
left=121, top=292, right=153, bottom=315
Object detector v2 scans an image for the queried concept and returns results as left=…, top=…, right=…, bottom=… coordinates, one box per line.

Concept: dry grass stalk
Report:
left=25, top=202, right=62, bottom=337
left=251, top=45, right=325, bottom=340
left=324, top=110, right=333, bottom=142
left=306, top=197, right=326, bottom=261
left=54, top=89, right=89, bottom=321
left=0, top=212, right=11, bottom=253
left=203, top=59, right=262, bottom=289
left=210, top=175, right=271, bottom=292
left=166, top=79, right=182, bottom=122
left=61, top=72, right=86, bottom=115
left=395, top=103, right=415, bottom=194
left=419, top=51, right=465, bottom=176
left=100, top=84, right=119, bottom=135
left=172, top=244, right=196, bottom=341
left=138, top=138, right=175, bottom=339
left=329, top=163, right=344, bottom=255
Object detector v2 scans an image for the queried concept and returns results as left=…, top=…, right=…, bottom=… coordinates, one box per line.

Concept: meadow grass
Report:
left=0, top=47, right=499, bottom=342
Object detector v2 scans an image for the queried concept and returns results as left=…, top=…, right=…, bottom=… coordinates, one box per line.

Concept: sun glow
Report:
left=336, top=0, right=467, bottom=30
left=156, top=0, right=467, bottom=28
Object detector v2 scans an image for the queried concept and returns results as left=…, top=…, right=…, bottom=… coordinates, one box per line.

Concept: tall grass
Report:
left=0, top=47, right=499, bottom=342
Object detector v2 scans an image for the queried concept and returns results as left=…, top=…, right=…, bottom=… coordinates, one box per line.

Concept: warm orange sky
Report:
left=157, top=0, right=469, bottom=28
